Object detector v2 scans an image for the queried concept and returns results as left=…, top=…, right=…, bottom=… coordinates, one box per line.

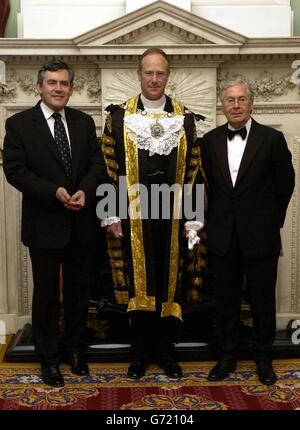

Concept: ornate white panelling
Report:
left=0, top=162, right=8, bottom=314
left=107, top=20, right=214, bottom=45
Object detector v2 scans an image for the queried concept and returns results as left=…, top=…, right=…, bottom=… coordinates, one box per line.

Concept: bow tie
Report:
left=227, top=126, right=247, bottom=140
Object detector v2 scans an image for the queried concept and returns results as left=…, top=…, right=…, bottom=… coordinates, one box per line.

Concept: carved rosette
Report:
left=0, top=70, right=102, bottom=103
left=74, top=72, right=101, bottom=103
left=217, top=70, right=297, bottom=102
left=0, top=81, right=17, bottom=103
left=109, top=20, right=213, bottom=45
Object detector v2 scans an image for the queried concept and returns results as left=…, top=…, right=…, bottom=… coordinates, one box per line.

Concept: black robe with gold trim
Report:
left=101, top=94, right=206, bottom=321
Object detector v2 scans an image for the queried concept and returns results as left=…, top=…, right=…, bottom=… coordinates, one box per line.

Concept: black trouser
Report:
left=29, top=238, right=95, bottom=366
left=211, top=228, right=279, bottom=361
left=129, top=311, right=181, bottom=362
left=129, top=165, right=182, bottom=363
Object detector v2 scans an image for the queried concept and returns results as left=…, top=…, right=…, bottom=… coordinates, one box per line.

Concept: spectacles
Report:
left=224, top=97, right=250, bottom=106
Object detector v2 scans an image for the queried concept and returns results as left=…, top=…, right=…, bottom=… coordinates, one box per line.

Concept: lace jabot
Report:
left=124, top=112, right=184, bottom=156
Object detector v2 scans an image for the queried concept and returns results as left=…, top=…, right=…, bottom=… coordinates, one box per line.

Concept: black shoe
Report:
left=256, top=360, right=277, bottom=385
left=158, top=357, right=182, bottom=378
left=127, top=359, right=148, bottom=380
left=41, top=365, right=64, bottom=388
left=208, top=359, right=237, bottom=381
left=68, top=351, right=89, bottom=376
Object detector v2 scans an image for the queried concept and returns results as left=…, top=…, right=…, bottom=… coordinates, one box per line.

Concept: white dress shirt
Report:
left=227, top=118, right=252, bottom=186
left=140, top=94, right=166, bottom=112
left=40, top=101, right=72, bottom=153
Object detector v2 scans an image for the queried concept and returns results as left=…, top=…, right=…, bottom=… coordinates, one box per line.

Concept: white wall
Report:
left=126, top=0, right=191, bottom=13
left=19, top=0, right=292, bottom=38
left=19, top=0, right=126, bottom=38
left=192, top=0, right=292, bottom=37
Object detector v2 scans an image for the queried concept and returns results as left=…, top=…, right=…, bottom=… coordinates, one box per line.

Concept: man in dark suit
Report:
left=202, top=77, right=295, bottom=385
left=3, top=60, right=106, bottom=387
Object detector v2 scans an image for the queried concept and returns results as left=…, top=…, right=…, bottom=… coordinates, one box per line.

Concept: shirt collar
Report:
left=140, top=94, right=166, bottom=111
left=40, top=101, right=66, bottom=121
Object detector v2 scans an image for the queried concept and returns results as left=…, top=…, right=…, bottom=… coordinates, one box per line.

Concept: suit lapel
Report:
left=214, top=124, right=233, bottom=189
left=32, top=103, right=63, bottom=166
left=65, top=107, right=80, bottom=180
left=234, top=119, right=264, bottom=188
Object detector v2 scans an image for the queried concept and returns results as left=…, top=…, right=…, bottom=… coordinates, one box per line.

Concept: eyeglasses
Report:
left=223, top=97, right=250, bottom=106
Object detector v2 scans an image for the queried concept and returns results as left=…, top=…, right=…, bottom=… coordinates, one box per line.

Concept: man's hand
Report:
left=56, top=187, right=71, bottom=205
left=106, top=222, right=123, bottom=239
left=56, top=188, right=86, bottom=211
left=64, top=190, right=86, bottom=211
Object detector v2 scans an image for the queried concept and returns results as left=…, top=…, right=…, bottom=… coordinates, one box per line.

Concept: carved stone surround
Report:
left=0, top=1, right=299, bottom=333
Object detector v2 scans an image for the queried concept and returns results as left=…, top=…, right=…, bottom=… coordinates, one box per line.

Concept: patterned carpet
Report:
left=1, top=359, right=300, bottom=410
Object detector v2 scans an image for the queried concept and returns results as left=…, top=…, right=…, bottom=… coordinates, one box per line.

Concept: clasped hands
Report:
left=56, top=187, right=85, bottom=211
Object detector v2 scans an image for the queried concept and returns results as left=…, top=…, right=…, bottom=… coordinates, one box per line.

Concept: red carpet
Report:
left=1, top=360, right=300, bottom=410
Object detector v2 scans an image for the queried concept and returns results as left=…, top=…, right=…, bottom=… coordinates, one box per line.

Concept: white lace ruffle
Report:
left=101, top=216, right=121, bottom=228
left=187, top=229, right=200, bottom=250
left=184, top=221, right=204, bottom=232
left=124, top=113, right=184, bottom=156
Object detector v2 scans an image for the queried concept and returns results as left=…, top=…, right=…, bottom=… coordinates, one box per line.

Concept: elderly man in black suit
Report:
left=202, top=77, right=295, bottom=385
left=3, top=60, right=106, bottom=387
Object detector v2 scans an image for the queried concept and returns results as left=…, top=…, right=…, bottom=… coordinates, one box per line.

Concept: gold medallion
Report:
left=150, top=120, right=164, bottom=138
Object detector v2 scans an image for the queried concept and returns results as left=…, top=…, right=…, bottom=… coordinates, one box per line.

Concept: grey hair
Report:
left=37, top=60, right=74, bottom=85
left=220, top=76, right=254, bottom=103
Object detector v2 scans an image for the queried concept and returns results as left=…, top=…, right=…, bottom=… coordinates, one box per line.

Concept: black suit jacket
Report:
left=3, top=102, right=107, bottom=249
left=202, top=119, right=295, bottom=257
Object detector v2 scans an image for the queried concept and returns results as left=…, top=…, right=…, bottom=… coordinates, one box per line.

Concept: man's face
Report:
left=36, top=69, right=73, bottom=111
left=222, top=84, right=253, bottom=129
left=138, top=53, right=169, bottom=100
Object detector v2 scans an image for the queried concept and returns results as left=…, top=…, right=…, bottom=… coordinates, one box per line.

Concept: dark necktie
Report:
left=227, top=126, right=247, bottom=141
left=52, top=112, right=72, bottom=178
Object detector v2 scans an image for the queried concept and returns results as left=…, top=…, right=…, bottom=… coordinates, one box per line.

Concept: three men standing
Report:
left=3, top=54, right=295, bottom=388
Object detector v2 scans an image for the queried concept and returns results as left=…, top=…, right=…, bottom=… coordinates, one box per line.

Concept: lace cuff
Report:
left=184, top=221, right=204, bottom=231
left=187, top=229, right=201, bottom=250
left=101, top=216, right=121, bottom=228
